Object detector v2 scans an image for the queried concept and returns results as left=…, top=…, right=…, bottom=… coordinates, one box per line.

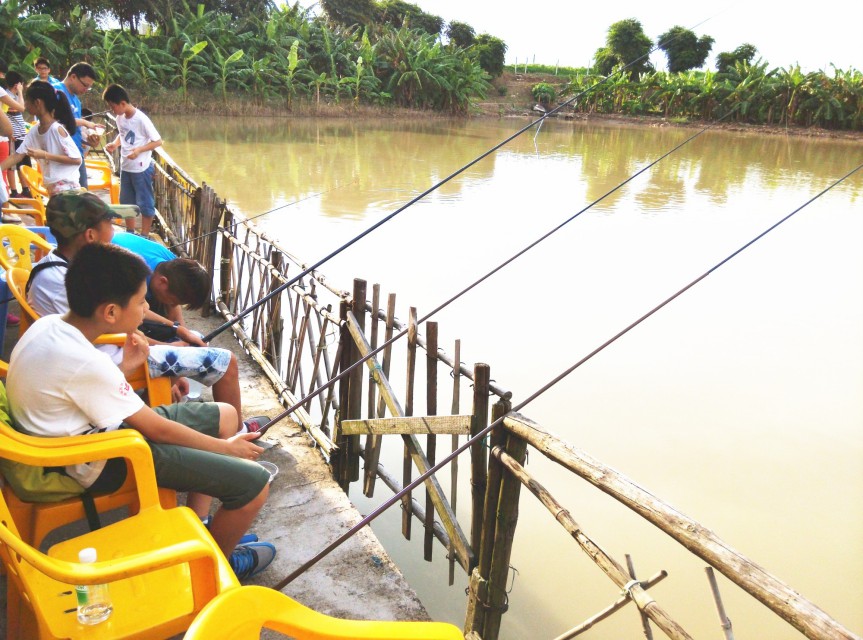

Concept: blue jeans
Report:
left=120, top=163, right=156, bottom=217
left=78, top=160, right=88, bottom=189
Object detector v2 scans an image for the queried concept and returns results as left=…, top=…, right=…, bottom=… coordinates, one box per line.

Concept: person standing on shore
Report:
left=103, top=84, right=162, bottom=236
left=55, top=62, right=101, bottom=188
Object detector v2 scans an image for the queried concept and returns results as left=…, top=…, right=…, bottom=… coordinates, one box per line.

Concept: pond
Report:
left=157, top=114, right=862, bottom=639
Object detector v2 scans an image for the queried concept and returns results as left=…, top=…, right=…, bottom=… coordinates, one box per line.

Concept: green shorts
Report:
left=136, top=403, right=269, bottom=510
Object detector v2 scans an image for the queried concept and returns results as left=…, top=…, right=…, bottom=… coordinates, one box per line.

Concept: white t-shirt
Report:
left=116, top=109, right=161, bottom=173
left=17, top=121, right=82, bottom=190
left=7, top=315, right=145, bottom=485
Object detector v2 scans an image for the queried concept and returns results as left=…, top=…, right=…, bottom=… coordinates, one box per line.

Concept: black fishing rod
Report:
left=165, top=181, right=356, bottom=253
left=254, top=107, right=740, bottom=438
left=271, top=161, right=863, bottom=590
left=201, top=16, right=720, bottom=344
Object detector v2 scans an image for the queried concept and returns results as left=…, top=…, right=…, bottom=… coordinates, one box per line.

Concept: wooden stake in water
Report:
left=706, top=566, right=735, bottom=640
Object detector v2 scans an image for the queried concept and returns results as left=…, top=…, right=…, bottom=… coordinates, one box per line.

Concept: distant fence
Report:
left=144, top=143, right=857, bottom=640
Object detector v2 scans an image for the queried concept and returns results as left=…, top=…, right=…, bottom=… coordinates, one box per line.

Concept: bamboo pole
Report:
left=627, top=554, right=654, bottom=640
left=492, top=446, right=693, bottom=640
left=470, top=363, right=491, bottom=559
left=334, top=300, right=350, bottom=490
left=346, top=278, right=366, bottom=484
left=706, top=567, right=735, bottom=640
left=424, top=321, right=438, bottom=562
left=449, top=338, right=461, bottom=586
left=502, top=413, right=859, bottom=640
left=403, top=306, right=418, bottom=540
left=364, top=293, right=396, bottom=497
left=483, top=433, right=528, bottom=640
left=554, top=570, right=668, bottom=639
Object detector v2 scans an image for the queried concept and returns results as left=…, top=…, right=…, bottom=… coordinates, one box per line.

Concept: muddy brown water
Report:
left=158, top=114, right=862, bottom=639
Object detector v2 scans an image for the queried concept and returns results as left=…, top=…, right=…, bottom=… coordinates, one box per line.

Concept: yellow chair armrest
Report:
left=0, top=526, right=217, bottom=585
left=94, top=333, right=127, bottom=345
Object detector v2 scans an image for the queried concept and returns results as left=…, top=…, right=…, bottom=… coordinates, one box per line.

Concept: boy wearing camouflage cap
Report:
left=28, top=192, right=259, bottom=434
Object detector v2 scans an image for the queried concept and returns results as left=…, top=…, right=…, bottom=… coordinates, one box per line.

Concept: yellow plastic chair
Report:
left=6, top=266, right=40, bottom=334
left=0, top=350, right=174, bottom=548
left=2, top=203, right=46, bottom=226
left=0, top=225, right=53, bottom=272
left=0, top=424, right=239, bottom=640
left=85, top=159, right=120, bottom=204
left=185, top=585, right=465, bottom=640
left=20, top=165, right=49, bottom=200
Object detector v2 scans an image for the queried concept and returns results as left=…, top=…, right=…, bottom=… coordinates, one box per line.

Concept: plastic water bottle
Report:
left=75, top=547, right=113, bottom=625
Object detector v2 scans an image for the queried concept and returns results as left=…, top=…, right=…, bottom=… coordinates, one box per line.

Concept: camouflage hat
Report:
left=46, top=191, right=138, bottom=239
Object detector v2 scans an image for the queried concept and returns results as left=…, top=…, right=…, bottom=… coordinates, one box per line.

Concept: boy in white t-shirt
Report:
left=103, top=84, right=162, bottom=236
left=7, top=227, right=276, bottom=580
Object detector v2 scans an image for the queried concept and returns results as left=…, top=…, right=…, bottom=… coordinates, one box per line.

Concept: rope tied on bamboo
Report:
left=621, top=579, right=641, bottom=597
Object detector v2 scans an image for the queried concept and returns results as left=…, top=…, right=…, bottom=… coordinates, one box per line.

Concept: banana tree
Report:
left=175, top=40, right=209, bottom=100
left=214, top=47, right=245, bottom=101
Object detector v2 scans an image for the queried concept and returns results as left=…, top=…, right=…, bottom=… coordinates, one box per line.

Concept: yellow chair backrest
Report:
left=85, top=160, right=120, bottom=204
left=6, top=266, right=39, bottom=335
left=20, top=165, right=49, bottom=200
left=185, top=585, right=465, bottom=640
left=0, top=225, right=53, bottom=272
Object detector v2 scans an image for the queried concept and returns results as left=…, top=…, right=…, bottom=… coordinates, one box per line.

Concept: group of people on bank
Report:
left=0, top=55, right=278, bottom=580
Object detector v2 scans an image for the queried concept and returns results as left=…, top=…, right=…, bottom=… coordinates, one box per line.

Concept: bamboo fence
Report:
left=143, top=143, right=860, bottom=640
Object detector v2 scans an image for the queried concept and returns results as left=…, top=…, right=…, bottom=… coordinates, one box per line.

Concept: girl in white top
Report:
left=0, top=81, right=81, bottom=194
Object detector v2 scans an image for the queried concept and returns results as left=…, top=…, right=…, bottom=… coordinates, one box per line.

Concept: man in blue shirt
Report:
left=55, top=62, right=101, bottom=188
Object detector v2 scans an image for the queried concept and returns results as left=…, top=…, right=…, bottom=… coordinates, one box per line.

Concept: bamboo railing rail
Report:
left=145, top=146, right=859, bottom=640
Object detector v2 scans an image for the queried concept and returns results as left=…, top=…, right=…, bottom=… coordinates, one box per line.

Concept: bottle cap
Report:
left=78, top=547, right=97, bottom=563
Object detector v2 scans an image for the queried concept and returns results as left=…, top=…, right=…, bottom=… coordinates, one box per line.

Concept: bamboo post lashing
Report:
left=626, top=554, right=655, bottom=640
left=483, top=432, right=528, bottom=640
left=403, top=306, right=418, bottom=540
left=449, top=338, right=461, bottom=586
left=263, top=249, right=285, bottom=369
left=288, top=297, right=310, bottom=392
left=501, top=412, right=859, bottom=640
left=303, top=301, right=328, bottom=415
left=491, top=446, right=693, bottom=640
left=344, top=311, right=474, bottom=573
left=424, top=321, right=438, bottom=562
left=470, top=363, right=491, bottom=558
left=705, top=567, right=735, bottom=640
left=553, top=570, right=668, bottom=639
left=219, top=208, right=233, bottom=309
left=364, top=292, right=396, bottom=497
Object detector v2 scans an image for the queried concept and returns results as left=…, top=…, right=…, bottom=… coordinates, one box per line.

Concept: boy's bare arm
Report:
left=105, top=135, right=121, bottom=153
left=128, top=139, right=162, bottom=160
left=123, top=405, right=262, bottom=459
left=0, top=109, right=12, bottom=140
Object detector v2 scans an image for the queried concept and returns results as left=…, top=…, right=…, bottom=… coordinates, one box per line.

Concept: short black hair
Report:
left=34, top=57, right=50, bottom=68
left=102, top=83, right=130, bottom=105
left=66, top=244, right=150, bottom=317
left=67, top=62, right=97, bottom=81
left=153, top=258, right=212, bottom=310
left=4, top=71, right=23, bottom=88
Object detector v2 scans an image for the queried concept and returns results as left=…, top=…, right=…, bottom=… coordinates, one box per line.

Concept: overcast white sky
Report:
left=304, top=1, right=862, bottom=73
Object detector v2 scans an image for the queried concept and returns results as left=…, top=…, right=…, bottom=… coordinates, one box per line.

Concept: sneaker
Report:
left=6, top=313, right=20, bottom=326
left=1, top=212, right=22, bottom=224
left=242, top=415, right=270, bottom=433
left=229, top=541, right=276, bottom=580
left=201, top=515, right=258, bottom=544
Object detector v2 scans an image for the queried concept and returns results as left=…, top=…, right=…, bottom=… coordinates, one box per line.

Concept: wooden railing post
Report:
left=424, top=321, right=438, bottom=561
left=483, top=431, right=527, bottom=640
left=346, top=278, right=366, bottom=484
left=470, top=363, right=490, bottom=560
left=465, top=397, right=509, bottom=638
left=333, top=300, right=350, bottom=490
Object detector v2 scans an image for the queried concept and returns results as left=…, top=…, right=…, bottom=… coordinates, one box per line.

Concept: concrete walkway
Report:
left=0, top=304, right=431, bottom=634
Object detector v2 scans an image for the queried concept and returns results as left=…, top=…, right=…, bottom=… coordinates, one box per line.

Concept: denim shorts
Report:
left=120, top=163, right=156, bottom=217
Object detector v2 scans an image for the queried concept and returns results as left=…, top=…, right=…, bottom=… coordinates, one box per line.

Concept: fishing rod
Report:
left=253, top=106, right=741, bottom=438
left=201, top=14, right=723, bottom=344
left=165, top=181, right=357, bottom=253
left=271, top=160, right=863, bottom=590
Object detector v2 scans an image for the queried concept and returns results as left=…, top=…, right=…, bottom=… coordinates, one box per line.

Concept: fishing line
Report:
left=255, top=107, right=740, bottom=438
left=272, top=161, right=863, bottom=590
left=202, top=13, right=726, bottom=344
